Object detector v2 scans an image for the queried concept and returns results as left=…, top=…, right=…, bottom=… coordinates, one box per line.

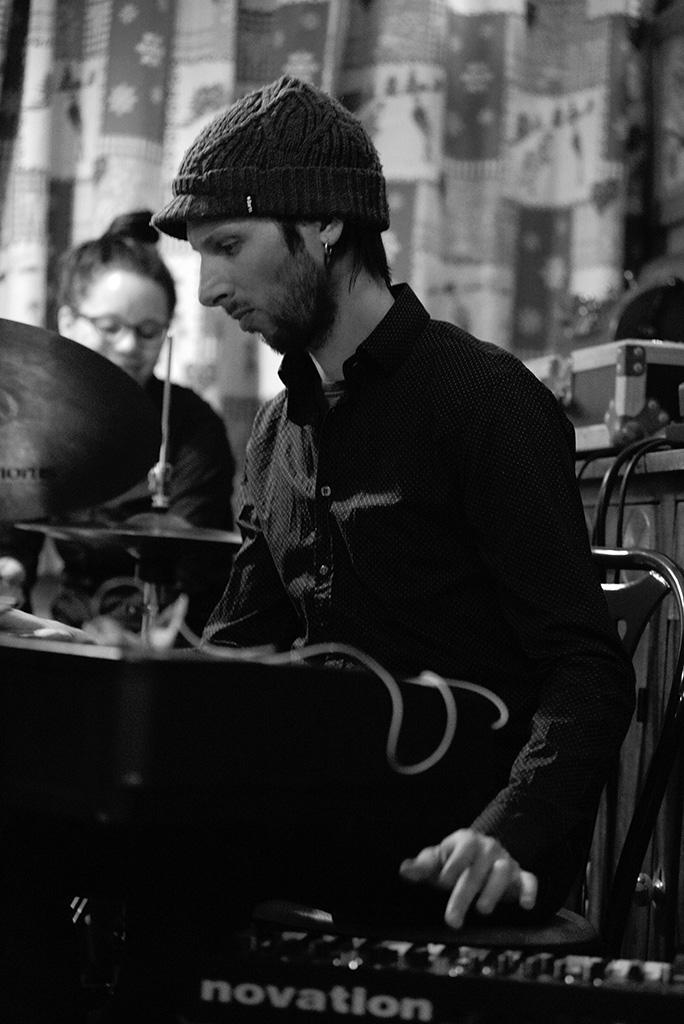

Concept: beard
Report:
left=263, top=243, right=337, bottom=357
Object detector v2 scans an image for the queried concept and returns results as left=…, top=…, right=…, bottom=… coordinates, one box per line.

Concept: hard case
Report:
left=527, top=339, right=684, bottom=452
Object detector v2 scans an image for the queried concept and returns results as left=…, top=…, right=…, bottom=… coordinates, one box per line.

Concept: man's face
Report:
left=187, top=217, right=336, bottom=355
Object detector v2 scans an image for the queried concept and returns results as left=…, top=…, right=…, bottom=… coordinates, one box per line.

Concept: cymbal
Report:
left=0, top=318, right=161, bottom=520
left=16, top=514, right=243, bottom=555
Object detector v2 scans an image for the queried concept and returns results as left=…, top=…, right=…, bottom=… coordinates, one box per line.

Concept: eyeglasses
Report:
left=74, top=311, right=169, bottom=346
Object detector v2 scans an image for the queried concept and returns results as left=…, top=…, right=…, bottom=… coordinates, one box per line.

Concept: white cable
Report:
left=258, top=641, right=453, bottom=775
left=414, top=670, right=509, bottom=730
left=259, top=642, right=508, bottom=776
left=157, top=628, right=509, bottom=777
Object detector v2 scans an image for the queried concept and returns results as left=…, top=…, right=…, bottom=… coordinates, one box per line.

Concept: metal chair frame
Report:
left=591, top=546, right=684, bottom=956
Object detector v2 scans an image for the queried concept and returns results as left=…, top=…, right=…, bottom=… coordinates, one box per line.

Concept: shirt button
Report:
left=320, top=485, right=331, bottom=497
left=319, top=564, right=330, bottom=576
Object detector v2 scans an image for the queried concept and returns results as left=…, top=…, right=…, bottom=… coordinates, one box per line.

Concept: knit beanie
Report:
left=152, top=76, right=389, bottom=239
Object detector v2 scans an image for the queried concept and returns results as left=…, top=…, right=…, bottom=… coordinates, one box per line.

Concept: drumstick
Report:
left=150, top=331, right=173, bottom=509
left=159, top=331, right=173, bottom=478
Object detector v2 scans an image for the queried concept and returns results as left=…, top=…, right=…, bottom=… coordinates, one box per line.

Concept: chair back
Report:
left=590, top=546, right=684, bottom=957
left=599, top=574, right=669, bottom=658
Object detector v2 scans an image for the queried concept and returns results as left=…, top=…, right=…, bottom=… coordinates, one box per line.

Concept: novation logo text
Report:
left=200, top=979, right=433, bottom=1020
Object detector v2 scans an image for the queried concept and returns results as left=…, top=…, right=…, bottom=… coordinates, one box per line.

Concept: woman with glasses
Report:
left=0, top=226, right=236, bottom=637
left=57, top=230, right=176, bottom=388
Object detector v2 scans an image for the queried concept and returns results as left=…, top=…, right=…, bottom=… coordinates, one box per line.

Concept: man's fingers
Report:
left=445, top=858, right=537, bottom=928
left=474, top=856, right=516, bottom=915
left=436, top=834, right=495, bottom=887
left=400, top=831, right=539, bottom=931
left=443, top=849, right=506, bottom=928
left=399, top=846, right=443, bottom=882
left=401, top=833, right=496, bottom=889
left=518, top=870, right=538, bottom=910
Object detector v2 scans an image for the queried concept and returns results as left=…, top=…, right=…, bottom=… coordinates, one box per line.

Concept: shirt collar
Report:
left=349, top=283, right=430, bottom=377
left=278, top=284, right=430, bottom=425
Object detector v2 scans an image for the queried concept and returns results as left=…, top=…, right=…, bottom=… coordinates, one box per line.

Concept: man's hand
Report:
left=0, top=607, right=93, bottom=644
left=0, top=556, right=26, bottom=608
left=399, top=828, right=538, bottom=930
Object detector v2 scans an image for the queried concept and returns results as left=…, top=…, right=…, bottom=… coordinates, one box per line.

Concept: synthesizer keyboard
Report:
left=182, top=924, right=684, bottom=1023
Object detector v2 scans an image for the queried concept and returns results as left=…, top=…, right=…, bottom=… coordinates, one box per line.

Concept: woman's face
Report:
left=58, top=269, right=171, bottom=387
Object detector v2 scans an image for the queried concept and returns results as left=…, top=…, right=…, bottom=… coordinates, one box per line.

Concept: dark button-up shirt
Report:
left=205, top=284, right=634, bottom=908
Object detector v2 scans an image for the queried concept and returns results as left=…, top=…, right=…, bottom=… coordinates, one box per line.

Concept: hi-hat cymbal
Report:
left=0, top=318, right=161, bottom=520
left=16, top=514, right=243, bottom=556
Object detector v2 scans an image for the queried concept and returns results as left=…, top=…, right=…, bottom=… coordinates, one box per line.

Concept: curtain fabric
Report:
left=0, top=0, right=651, bottom=466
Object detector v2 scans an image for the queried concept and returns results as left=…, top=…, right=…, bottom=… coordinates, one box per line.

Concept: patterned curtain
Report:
left=0, top=0, right=653, bottom=471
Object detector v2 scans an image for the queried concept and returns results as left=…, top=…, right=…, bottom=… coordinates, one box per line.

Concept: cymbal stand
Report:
left=140, top=577, right=161, bottom=645
left=142, top=332, right=174, bottom=639
left=147, top=331, right=174, bottom=511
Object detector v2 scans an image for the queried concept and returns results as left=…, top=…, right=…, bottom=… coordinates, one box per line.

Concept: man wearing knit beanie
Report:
left=149, top=75, right=631, bottom=998
left=153, top=74, right=393, bottom=365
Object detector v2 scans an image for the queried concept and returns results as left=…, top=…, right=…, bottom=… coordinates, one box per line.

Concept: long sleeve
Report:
left=452, top=363, right=635, bottom=908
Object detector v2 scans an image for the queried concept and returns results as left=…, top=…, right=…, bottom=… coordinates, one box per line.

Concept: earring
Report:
left=323, top=241, right=333, bottom=268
